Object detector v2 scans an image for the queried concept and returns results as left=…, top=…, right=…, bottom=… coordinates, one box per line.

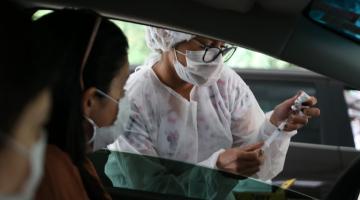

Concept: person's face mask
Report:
left=85, top=89, right=131, bottom=151
left=85, top=89, right=117, bottom=145
left=0, top=132, right=47, bottom=200
left=173, top=48, right=224, bottom=86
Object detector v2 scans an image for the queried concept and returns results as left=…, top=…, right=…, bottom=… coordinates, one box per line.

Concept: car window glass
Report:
left=89, top=150, right=316, bottom=200
left=344, top=89, right=360, bottom=150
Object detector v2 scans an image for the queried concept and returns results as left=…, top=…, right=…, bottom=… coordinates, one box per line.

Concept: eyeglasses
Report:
left=0, top=130, right=44, bottom=157
left=193, top=39, right=237, bottom=63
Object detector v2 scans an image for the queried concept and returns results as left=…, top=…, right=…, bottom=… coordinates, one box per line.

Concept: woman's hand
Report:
left=216, top=143, right=264, bottom=177
left=270, top=91, right=321, bottom=132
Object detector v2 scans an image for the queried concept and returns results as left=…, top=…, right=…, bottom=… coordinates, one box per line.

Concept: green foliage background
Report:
left=33, top=10, right=296, bottom=70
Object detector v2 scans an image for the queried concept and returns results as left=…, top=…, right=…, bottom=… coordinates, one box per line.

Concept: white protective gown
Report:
left=108, top=58, right=296, bottom=181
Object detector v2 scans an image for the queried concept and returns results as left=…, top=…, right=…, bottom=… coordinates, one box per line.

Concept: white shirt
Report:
left=108, top=59, right=296, bottom=181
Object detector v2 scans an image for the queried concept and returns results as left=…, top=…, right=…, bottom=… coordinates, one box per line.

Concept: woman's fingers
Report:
left=303, top=96, right=318, bottom=106
left=289, top=115, right=309, bottom=124
left=241, top=142, right=264, bottom=152
left=303, top=107, right=321, bottom=117
left=217, top=145, right=265, bottom=176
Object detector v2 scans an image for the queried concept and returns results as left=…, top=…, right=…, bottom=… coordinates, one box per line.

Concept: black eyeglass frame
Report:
left=202, top=45, right=237, bottom=63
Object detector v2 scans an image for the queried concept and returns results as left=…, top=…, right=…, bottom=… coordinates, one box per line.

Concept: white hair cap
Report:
left=145, top=26, right=195, bottom=53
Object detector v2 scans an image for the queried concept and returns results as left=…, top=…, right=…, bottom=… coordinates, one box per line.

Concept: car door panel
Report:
left=274, top=142, right=342, bottom=199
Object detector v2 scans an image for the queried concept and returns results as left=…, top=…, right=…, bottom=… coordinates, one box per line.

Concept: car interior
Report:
left=8, top=0, right=360, bottom=199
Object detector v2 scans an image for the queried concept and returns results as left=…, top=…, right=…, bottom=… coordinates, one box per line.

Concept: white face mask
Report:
left=85, top=89, right=119, bottom=145
left=173, top=48, right=224, bottom=86
left=94, top=96, right=130, bottom=151
left=85, top=89, right=131, bottom=151
left=0, top=133, right=47, bottom=200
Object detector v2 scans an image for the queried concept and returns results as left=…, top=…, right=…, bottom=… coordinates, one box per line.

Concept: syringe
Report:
left=262, top=91, right=311, bottom=150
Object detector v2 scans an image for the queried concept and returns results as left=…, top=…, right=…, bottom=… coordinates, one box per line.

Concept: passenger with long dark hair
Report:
left=33, top=10, right=129, bottom=200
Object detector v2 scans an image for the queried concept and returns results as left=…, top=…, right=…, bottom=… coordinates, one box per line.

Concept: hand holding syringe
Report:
left=216, top=91, right=320, bottom=177
left=262, top=91, right=312, bottom=150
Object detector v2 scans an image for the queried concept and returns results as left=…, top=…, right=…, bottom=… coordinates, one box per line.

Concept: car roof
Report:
left=16, top=0, right=360, bottom=88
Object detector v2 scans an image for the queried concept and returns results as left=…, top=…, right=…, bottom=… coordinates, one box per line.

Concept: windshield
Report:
left=308, top=0, right=360, bottom=42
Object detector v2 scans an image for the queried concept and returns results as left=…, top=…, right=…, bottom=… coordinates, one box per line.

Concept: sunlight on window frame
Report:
left=32, top=10, right=53, bottom=21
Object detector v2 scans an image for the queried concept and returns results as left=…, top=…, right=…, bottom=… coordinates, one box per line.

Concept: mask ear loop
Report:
left=84, top=117, right=97, bottom=144
left=0, top=131, right=29, bottom=157
left=80, top=16, right=102, bottom=144
left=173, top=48, right=187, bottom=66
left=95, top=89, right=119, bottom=104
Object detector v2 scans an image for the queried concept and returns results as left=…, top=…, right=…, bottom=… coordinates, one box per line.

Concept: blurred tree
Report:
left=113, top=20, right=296, bottom=70
left=112, top=20, right=151, bottom=68
left=32, top=10, right=297, bottom=70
